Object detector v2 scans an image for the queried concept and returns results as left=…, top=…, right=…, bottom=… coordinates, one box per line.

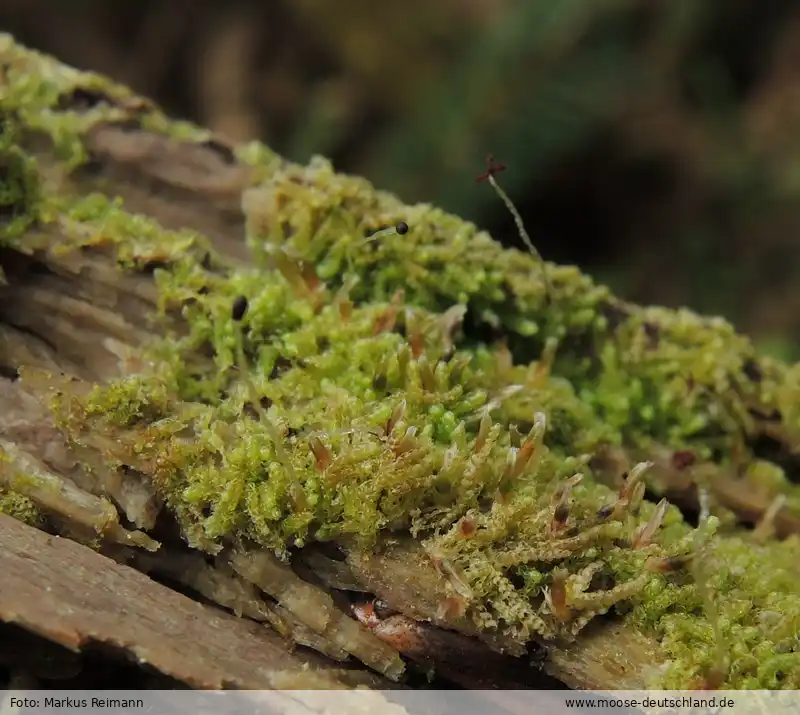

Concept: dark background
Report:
left=4, top=0, right=800, bottom=357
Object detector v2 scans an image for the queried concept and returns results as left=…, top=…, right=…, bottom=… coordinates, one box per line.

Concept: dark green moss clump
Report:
left=0, top=486, right=43, bottom=526
left=0, top=114, right=42, bottom=244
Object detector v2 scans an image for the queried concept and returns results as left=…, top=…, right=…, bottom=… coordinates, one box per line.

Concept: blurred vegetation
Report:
left=3, top=0, right=800, bottom=357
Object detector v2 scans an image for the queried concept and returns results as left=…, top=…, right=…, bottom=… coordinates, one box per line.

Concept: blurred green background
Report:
left=3, top=0, right=800, bottom=358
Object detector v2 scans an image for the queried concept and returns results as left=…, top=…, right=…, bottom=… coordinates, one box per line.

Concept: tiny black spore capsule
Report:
left=396, top=221, right=409, bottom=235
left=232, top=295, right=249, bottom=321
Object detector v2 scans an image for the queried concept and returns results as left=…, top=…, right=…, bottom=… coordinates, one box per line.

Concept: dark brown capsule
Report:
left=232, top=295, right=249, bottom=321
left=396, top=221, right=409, bottom=235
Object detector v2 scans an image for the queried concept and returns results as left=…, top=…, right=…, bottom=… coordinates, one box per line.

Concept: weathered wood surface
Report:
left=347, top=539, right=664, bottom=690
left=0, top=514, right=389, bottom=690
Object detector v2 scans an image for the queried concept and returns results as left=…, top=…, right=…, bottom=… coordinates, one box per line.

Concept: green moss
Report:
left=242, top=159, right=800, bottom=460
left=2, top=141, right=786, bottom=688
left=636, top=534, right=800, bottom=688
left=0, top=486, right=43, bottom=527
left=42, top=239, right=800, bottom=687
left=59, top=267, right=640, bottom=591
left=61, top=193, right=214, bottom=272
left=10, top=147, right=790, bottom=687
left=0, top=114, right=42, bottom=243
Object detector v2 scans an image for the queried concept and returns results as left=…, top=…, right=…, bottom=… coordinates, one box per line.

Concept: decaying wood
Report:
left=0, top=514, right=391, bottom=691
left=346, top=539, right=665, bottom=690
left=79, top=124, right=253, bottom=261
